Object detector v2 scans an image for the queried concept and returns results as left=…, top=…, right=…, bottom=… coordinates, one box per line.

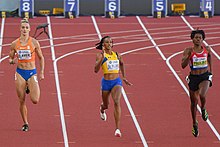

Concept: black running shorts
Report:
left=186, top=71, right=212, bottom=91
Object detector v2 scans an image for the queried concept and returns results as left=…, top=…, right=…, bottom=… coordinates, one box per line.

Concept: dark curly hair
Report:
left=95, top=36, right=111, bottom=50
left=190, top=29, right=205, bottom=40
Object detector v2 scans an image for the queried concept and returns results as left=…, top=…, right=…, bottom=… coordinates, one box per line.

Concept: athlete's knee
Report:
left=200, top=93, right=206, bottom=100
left=114, top=98, right=120, bottom=107
left=31, top=97, right=39, bottom=104
left=191, top=101, right=197, bottom=107
left=101, top=104, right=108, bottom=110
left=19, top=98, right=25, bottom=105
left=33, top=100, right=38, bottom=104
left=32, top=100, right=39, bottom=104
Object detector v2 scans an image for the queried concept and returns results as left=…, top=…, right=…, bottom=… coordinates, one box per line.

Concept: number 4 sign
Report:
left=200, top=0, right=214, bottom=17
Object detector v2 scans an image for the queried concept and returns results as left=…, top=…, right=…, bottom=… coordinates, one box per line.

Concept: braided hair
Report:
left=190, top=29, right=205, bottom=40
left=95, top=36, right=111, bottom=50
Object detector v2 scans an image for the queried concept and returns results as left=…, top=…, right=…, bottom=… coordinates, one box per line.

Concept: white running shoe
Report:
left=114, top=129, right=122, bottom=137
left=100, top=107, right=107, bottom=121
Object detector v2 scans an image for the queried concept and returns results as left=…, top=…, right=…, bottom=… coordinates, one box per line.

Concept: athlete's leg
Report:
left=199, top=80, right=210, bottom=121
left=101, top=91, right=110, bottom=112
left=27, top=75, right=40, bottom=104
left=15, top=73, right=28, bottom=124
left=111, top=85, right=122, bottom=129
left=189, top=89, right=200, bottom=137
left=189, top=90, right=199, bottom=125
left=199, top=80, right=210, bottom=109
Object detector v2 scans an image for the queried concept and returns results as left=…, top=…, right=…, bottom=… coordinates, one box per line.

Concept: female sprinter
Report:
left=181, top=29, right=212, bottom=137
left=94, top=36, right=132, bottom=137
left=9, top=18, right=45, bottom=131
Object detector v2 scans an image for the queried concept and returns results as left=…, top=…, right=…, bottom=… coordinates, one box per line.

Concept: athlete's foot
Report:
left=192, top=121, right=199, bottom=137
left=100, top=107, right=107, bottom=121
left=21, top=124, right=29, bottom=132
left=201, top=109, right=208, bottom=121
left=114, top=129, right=122, bottom=137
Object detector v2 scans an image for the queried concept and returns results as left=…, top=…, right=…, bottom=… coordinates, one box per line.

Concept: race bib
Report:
left=18, top=50, right=31, bottom=60
left=107, top=60, right=119, bottom=71
left=192, top=57, right=208, bottom=69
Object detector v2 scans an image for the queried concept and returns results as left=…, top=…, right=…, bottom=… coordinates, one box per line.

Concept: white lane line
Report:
left=166, top=52, right=220, bottom=141
left=181, top=16, right=220, bottom=60
left=137, top=15, right=220, bottom=141
left=0, top=34, right=192, bottom=64
left=92, top=15, right=148, bottom=147
left=47, top=16, right=69, bottom=147
left=0, top=18, right=5, bottom=60
left=136, top=16, right=166, bottom=61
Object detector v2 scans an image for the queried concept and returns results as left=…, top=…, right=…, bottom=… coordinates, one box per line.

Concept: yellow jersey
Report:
left=101, top=51, right=119, bottom=74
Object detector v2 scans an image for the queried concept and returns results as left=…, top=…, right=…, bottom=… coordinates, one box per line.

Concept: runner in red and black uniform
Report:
left=181, top=29, right=212, bottom=137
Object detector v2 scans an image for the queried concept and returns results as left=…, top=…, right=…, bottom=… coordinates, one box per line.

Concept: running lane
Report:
left=49, top=16, right=148, bottom=146
left=138, top=16, right=220, bottom=146
left=0, top=17, right=63, bottom=146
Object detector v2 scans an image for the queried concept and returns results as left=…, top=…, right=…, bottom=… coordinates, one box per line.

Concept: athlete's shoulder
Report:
left=31, top=37, right=37, bottom=43
left=31, top=37, right=40, bottom=48
left=183, top=47, right=193, bottom=54
left=184, top=47, right=193, bottom=51
left=11, top=38, right=19, bottom=48
left=96, top=51, right=104, bottom=59
left=204, top=45, right=211, bottom=52
left=12, top=38, right=19, bottom=44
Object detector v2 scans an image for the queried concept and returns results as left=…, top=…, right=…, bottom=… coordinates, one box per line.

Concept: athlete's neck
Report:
left=20, top=35, right=29, bottom=42
left=193, top=45, right=203, bottom=52
left=104, top=49, right=113, bottom=54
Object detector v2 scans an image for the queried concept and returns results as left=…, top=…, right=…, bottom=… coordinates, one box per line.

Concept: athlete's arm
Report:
left=118, top=53, right=132, bottom=86
left=94, top=52, right=104, bottom=73
left=181, top=48, right=192, bottom=69
left=33, top=38, right=45, bottom=80
left=206, top=46, right=212, bottom=73
left=9, top=41, right=16, bottom=64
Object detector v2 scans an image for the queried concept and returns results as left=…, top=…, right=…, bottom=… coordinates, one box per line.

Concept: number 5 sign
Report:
left=152, top=0, right=167, bottom=18
left=64, top=0, right=79, bottom=18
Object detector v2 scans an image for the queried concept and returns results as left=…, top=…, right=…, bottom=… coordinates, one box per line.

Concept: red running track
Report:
left=0, top=16, right=220, bottom=147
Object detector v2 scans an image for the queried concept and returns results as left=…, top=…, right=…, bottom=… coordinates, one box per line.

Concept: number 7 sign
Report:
left=64, top=0, right=79, bottom=18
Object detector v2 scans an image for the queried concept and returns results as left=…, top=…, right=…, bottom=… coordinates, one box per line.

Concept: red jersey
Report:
left=189, top=46, right=208, bottom=70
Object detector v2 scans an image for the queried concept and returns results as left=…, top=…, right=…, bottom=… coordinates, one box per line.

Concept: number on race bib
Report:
left=18, top=50, right=32, bottom=60
left=107, top=60, right=119, bottom=71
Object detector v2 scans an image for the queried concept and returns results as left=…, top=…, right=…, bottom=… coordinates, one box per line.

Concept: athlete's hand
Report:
left=39, top=72, right=44, bottom=80
left=123, top=78, right=133, bottom=86
left=187, top=48, right=193, bottom=57
left=9, top=58, right=16, bottom=64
